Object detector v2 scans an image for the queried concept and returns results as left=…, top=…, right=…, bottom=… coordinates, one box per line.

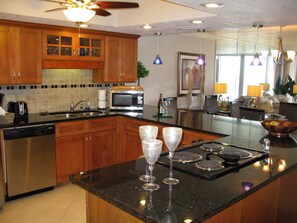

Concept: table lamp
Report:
left=214, top=83, right=229, bottom=110
left=247, top=85, right=263, bottom=108
left=293, top=84, right=297, bottom=103
left=259, top=83, right=270, bottom=95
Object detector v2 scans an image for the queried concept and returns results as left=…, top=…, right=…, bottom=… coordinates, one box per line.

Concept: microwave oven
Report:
left=109, top=86, right=144, bottom=111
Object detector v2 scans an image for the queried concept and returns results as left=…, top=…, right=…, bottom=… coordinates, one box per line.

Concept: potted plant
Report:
left=274, top=75, right=296, bottom=96
left=137, top=61, right=149, bottom=86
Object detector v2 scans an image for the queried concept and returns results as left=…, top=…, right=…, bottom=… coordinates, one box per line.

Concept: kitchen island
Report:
left=66, top=106, right=297, bottom=223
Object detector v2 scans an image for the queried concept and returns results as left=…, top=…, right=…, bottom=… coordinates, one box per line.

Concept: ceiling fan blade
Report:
left=96, top=2, right=139, bottom=9
left=39, top=0, right=66, bottom=4
left=94, top=8, right=111, bottom=17
left=45, top=7, right=68, bottom=12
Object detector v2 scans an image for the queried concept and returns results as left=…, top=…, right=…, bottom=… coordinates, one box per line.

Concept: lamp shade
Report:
left=214, top=83, right=227, bottom=94
left=247, top=85, right=263, bottom=97
left=153, top=54, right=163, bottom=65
left=63, top=8, right=95, bottom=23
left=260, top=83, right=270, bottom=91
left=293, top=84, right=297, bottom=94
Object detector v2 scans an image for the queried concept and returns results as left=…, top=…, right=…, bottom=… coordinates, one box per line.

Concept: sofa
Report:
left=235, top=95, right=290, bottom=114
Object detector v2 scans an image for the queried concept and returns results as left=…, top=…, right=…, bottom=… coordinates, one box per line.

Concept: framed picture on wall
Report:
left=177, top=52, right=205, bottom=96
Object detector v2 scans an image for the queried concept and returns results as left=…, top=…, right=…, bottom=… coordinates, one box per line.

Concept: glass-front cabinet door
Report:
left=78, top=34, right=104, bottom=61
left=43, top=31, right=104, bottom=61
left=43, top=31, right=75, bottom=60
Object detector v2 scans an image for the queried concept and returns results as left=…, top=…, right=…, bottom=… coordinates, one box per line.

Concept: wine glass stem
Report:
left=169, top=151, right=174, bottom=179
left=145, top=162, right=150, bottom=176
left=148, top=164, right=154, bottom=184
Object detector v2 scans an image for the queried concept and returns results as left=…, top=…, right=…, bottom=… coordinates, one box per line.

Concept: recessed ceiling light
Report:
left=79, top=23, right=88, bottom=28
left=142, top=24, right=153, bottom=30
left=200, top=3, right=224, bottom=8
left=191, top=20, right=203, bottom=24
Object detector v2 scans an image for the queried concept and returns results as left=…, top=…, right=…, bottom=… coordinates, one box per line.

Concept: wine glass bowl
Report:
left=139, top=125, right=158, bottom=182
left=162, top=127, right=183, bottom=185
left=139, top=125, right=158, bottom=141
left=142, top=139, right=163, bottom=191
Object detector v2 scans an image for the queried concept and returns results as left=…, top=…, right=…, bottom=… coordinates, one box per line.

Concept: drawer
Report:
left=87, top=117, right=117, bottom=132
left=55, top=121, right=87, bottom=137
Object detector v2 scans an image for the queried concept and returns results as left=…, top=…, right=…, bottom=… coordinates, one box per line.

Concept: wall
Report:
left=137, top=34, right=216, bottom=107
left=0, top=33, right=216, bottom=113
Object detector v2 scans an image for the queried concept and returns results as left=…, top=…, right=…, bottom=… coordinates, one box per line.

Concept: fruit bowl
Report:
left=261, top=119, right=297, bottom=137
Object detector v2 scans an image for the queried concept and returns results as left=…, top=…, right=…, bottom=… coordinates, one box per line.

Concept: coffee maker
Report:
left=7, top=101, right=29, bottom=121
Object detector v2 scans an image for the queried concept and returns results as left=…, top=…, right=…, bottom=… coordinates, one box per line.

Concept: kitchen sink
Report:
left=40, top=110, right=105, bottom=118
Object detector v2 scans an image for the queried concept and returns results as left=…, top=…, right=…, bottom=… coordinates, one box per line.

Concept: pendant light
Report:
left=250, top=24, right=263, bottom=66
left=153, top=32, right=163, bottom=65
left=196, top=29, right=206, bottom=65
left=271, top=26, right=296, bottom=64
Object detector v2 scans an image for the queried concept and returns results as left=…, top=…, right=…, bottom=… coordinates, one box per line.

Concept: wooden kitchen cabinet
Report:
left=43, top=31, right=104, bottom=61
left=42, top=30, right=104, bottom=69
left=85, top=117, right=117, bottom=171
left=93, top=36, right=138, bottom=83
left=118, top=117, right=222, bottom=163
left=55, top=117, right=117, bottom=183
left=0, top=26, right=42, bottom=84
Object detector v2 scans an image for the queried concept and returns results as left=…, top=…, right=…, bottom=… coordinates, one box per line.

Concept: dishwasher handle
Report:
left=3, top=124, right=55, bottom=140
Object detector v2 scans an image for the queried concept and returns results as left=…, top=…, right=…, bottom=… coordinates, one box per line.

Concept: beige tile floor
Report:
left=0, top=183, right=86, bottom=223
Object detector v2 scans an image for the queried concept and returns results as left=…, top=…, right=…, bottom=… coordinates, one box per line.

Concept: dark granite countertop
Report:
left=2, top=105, right=297, bottom=222
left=56, top=105, right=296, bottom=223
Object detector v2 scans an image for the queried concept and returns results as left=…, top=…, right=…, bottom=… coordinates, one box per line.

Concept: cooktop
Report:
left=157, top=141, right=269, bottom=180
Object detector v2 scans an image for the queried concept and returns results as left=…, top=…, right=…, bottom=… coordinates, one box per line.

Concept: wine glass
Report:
left=142, top=139, right=163, bottom=191
left=139, top=125, right=158, bottom=182
left=162, top=127, right=183, bottom=185
left=160, top=184, right=177, bottom=223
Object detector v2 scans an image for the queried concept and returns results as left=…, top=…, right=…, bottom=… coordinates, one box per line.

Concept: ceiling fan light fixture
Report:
left=63, top=8, right=96, bottom=23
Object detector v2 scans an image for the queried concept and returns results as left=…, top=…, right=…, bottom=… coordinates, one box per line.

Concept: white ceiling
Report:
left=1, top=0, right=297, bottom=50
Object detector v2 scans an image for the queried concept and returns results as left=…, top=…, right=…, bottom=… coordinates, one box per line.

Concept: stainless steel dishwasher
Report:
left=3, top=124, right=56, bottom=199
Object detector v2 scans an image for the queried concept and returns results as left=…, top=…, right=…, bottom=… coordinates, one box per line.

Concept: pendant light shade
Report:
left=251, top=24, right=263, bottom=66
left=153, top=33, right=163, bottom=65
left=153, top=54, right=163, bottom=65
left=250, top=53, right=262, bottom=66
left=196, top=55, right=205, bottom=65
left=196, top=29, right=206, bottom=65
left=63, top=8, right=95, bottom=23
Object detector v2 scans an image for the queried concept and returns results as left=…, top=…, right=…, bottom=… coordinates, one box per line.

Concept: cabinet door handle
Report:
left=90, top=136, right=92, bottom=141
left=13, top=72, right=16, bottom=80
left=18, top=73, right=21, bottom=80
left=73, top=49, right=76, bottom=56
left=86, top=137, right=88, bottom=141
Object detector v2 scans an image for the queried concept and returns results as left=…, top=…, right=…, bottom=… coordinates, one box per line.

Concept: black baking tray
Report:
left=157, top=141, right=269, bottom=180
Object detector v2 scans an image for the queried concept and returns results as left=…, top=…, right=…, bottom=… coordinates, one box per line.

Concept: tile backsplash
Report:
left=0, top=69, right=124, bottom=113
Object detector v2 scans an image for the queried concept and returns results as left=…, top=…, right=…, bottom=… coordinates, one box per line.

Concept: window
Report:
left=216, top=54, right=275, bottom=100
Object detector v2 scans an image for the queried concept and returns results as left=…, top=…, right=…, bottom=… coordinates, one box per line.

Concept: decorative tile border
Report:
left=0, top=83, right=125, bottom=90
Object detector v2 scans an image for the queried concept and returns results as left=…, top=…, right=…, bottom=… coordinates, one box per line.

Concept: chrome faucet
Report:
left=70, top=99, right=90, bottom=112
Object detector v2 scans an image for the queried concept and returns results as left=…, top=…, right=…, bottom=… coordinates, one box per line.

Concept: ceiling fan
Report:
left=40, top=0, right=139, bottom=22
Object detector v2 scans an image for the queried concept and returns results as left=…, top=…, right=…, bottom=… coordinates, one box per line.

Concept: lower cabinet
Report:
left=204, top=167, right=297, bottom=223
left=55, top=117, right=117, bottom=183
left=55, top=116, right=222, bottom=183
left=118, top=117, right=222, bottom=163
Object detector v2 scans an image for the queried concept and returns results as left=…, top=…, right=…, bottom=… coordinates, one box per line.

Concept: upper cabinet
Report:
left=43, top=31, right=104, bottom=61
left=93, top=36, right=138, bottom=83
left=0, top=26, right=42, bottom=85
left=42, top=31, right=105, bottom=69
